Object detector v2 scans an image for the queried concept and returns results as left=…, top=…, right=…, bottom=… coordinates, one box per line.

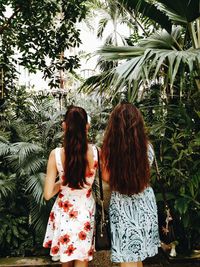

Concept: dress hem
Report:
left=111, top=247, right=159, bottom=263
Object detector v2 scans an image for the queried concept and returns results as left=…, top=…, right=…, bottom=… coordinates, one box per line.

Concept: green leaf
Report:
left=175, top=197, right=190, bottom=214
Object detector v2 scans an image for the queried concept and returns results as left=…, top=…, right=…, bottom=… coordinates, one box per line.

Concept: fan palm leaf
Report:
left=96, top=27, right=200, bottom=97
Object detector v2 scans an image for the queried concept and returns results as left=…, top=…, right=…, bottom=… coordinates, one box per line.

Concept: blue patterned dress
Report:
left=109, top=145, right=160, bottom=262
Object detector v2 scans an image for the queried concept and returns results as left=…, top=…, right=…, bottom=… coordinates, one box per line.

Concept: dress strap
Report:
left=55, top=147, right=64, bottom=173
left=92, top=145, right=98, bottom=162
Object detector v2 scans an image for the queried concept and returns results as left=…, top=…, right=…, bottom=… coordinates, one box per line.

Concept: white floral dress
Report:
left=43, top=146, right=98, bottom=263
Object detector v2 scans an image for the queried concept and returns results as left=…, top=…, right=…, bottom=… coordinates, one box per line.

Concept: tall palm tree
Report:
left=87, top=0, right=133, bottom=46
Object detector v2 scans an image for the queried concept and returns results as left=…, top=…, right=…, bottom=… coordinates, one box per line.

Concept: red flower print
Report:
left=59, top=192, right=64, bottom=198
left=78, top=231, right=87, bottom=240
left=58, top=200, right=63, bottom=208
left=84, top=222, right=91, bottom=231
left=86, top=189, right=92, bottom=198
left=49, top=212, right=55, bottom=222
left=59, top=234, right=70, bottom=244
left=51, top=246, right=59, bottom=255
left=88, top=247, right=94, bottom=257
left=44, top=240, right=52, bottom=248
left=53, top=222, right=55, bottom=230
left=62, top=200, right=73, bottom=212
left=93, top=160, right=98, bottom=168
left=69, top=209, right=78, bottom=219
left=64, top=244, right=76, bottom=256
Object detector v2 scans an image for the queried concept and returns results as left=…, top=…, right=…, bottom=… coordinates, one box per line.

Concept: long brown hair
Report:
left=62, top=106, right=88, bottom=189
left=102, top=103, right=150, bottom=195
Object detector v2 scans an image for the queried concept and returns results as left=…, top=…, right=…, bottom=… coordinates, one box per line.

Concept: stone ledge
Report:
left=0, top=250, right=199, bottom=267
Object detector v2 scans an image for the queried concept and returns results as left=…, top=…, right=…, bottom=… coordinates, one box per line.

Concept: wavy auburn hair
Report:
left=63, top=106, right=88, bottom=189
left=102, top=103, right=150, bottom=195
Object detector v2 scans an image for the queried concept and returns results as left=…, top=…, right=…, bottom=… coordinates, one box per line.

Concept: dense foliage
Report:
left=0, top=88, right=64, bottom=256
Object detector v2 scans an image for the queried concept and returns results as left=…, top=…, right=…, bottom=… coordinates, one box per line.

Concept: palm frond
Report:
left=0, top=173, right=16, bottom=199
left=156, top=3, right=187, bottom=25
left=0, top=140, right=11, bottom=156
left=28, top=198, right=54, bottom=235
left=26, top=173, right=46, bottom=206
left=10, top=142, right=44, bottom=165
left=157, top=0, right=200, bottom=22
left=6, top=154, right=46, bottom=176
left=79, top=71, right=114, bottom=94
left=117, top=0, right=172, bottom=33
left=97, top=18, right=109, bottom=38
left=96, top=27, right=200, bottom=96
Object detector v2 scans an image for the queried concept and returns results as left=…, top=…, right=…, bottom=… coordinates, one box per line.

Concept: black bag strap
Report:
left=96, top=146, right=104, bottom=202
left=95, top=146, right=107, bottom=222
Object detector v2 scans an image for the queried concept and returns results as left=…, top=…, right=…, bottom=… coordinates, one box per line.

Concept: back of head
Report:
left=102, top=103, right=150, bottom=195
left=63, top=106, right=88, bottom=188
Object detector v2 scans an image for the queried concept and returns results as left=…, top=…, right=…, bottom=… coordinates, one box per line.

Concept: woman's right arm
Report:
left=102, top=166, right=110, bottom=183
left=43, top=150, right=61, bottom=200
left=100, top=152, right=110, bottom=183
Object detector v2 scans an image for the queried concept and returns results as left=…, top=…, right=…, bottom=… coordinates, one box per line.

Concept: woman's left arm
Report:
left=43, top=150, right=61, bottom=200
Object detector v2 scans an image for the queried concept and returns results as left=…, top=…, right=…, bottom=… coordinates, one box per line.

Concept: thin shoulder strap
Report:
left=55, top=147, right=64, bottom=173
left=92, top=145, right=98, bottom=161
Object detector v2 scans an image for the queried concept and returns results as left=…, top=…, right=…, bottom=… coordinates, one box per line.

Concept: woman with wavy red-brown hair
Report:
left=102, top=103, right=160, bottom=267
left=43, top=106, right=98, bottom=267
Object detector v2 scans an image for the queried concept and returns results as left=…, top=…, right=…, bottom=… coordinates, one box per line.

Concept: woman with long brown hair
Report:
left=101, top=103, right=160, bottom=267
left=43, top=106, right=98, bottom=267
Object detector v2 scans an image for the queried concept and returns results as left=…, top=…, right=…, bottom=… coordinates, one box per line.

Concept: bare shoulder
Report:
left=48, top=149, right=56, bottom=161
left=88, top=143, right=95, bottom=155
left=50, top=149, right=56, bottom=156
left=87, top=143, right=96, bottom=163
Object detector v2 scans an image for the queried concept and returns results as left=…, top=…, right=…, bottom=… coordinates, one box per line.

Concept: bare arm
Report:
left=43, top=149, right=61, bottom=200
left=100, top=151, right=110, bottom=183
left=102, top=165, right=110, bottom=183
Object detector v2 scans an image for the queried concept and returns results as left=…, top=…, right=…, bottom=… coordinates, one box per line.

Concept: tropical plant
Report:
left=81, top=0, right=200, bottom=99
left=138, top=83, right=200, bottom=251
left=0, top=88, right=66, bottom=255
left=0, top=214, right=29, bottom=256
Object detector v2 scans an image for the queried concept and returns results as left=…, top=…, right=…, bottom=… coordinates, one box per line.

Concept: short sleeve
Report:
left=148, top=143, right=154, bottom=166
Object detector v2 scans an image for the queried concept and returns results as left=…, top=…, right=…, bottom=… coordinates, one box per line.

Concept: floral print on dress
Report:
left=43, top=145, right=98, bottom=263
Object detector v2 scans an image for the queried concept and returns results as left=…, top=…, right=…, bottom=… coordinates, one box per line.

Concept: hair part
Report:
left=63, top=106, right=88, bottom=188
left=102, top=103, right=150, bottom=195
